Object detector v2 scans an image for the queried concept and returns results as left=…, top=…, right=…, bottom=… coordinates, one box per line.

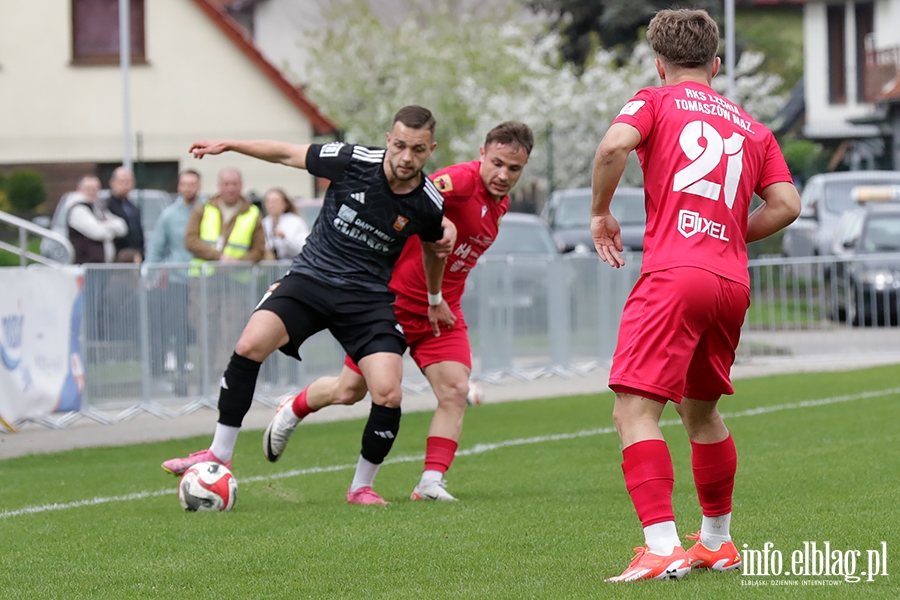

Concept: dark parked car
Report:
left=827, top=200, right=900, bottom=326
left=541, top=186, right=646, bottom=253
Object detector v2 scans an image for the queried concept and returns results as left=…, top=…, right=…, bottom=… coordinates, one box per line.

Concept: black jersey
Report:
left=289, top=142, right=445, bottom=293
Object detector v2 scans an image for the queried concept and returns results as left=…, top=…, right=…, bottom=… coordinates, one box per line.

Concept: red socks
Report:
left=291, top=387, right=313, bottom=419
left=424, top=436, right=458, bottom=473
left=691, top=434, right=737, bottom=517
left=622, top=439, right=675, bottom=527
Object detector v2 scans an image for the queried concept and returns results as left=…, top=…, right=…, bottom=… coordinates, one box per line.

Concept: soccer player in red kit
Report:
left=590, top=9, right=801, bottom=582
left=263, top=122, right=534, bottom=504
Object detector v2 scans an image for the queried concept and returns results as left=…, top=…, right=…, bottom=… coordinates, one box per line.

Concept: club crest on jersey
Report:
left=433, top=174, right=453, bottom=192
left=393, top=215, right=409, bottom=231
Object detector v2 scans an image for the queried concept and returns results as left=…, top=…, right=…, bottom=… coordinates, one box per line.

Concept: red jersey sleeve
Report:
left=431, top=164, right=477, bottom=204
left=754, top=133, right=794, bottom=194
left=611, top=88, right=659, bottom=146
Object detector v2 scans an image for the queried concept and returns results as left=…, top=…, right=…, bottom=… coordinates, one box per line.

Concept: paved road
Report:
left=2, top=350, right=899, bottom=460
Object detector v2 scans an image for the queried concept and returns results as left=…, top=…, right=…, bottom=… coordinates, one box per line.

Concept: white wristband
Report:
left=427, top=291, right=443, bottom=306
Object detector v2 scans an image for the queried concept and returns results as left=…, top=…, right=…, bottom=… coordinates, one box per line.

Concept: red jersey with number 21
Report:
left=612, top=82, right=792, bottom=287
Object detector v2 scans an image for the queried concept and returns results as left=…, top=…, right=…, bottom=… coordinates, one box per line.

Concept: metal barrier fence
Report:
left=19, top=252, right=900, bottom=427
left=77, top=256, right=641, bottom=411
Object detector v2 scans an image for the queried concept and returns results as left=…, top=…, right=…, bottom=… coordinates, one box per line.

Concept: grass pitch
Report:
left=1, top=365, right=898, bottom=599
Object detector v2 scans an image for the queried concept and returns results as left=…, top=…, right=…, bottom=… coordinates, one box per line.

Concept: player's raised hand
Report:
left=427, top=300, right=456, bottom=337
left=189, top=140, right=230, bottom=159
left=591, top=213, right=625, bottom=268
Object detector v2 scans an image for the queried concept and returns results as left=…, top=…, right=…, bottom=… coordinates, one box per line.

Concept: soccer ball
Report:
left=466, top=382, right=483, bottom=406
left=178, top=461, right=238, bottom=512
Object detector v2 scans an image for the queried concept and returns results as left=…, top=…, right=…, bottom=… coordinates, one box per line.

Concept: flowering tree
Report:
left=304, top=0, right=784, bottom=191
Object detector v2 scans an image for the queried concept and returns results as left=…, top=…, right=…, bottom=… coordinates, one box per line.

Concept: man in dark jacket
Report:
left=106, top=166, right=144, bottom=256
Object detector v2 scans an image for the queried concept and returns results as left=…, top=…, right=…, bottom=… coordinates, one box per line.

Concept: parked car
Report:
left=541, top=186, right=646, bottom=253
left=40, top=189, right=174, bottom=262
left=827, top=199, right=900, bottom=326
left=483, top=212, right=559, bottom=257
left=463, top=212, right=561, bottom=332
left=782, top=171, right=900, bottom=258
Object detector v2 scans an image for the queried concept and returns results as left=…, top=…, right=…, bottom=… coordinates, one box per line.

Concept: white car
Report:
left=782, top=171, right=900, bottom=258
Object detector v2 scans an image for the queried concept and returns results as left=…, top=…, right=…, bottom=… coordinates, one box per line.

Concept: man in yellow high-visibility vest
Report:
left=185, top=167, right=265, bottom=375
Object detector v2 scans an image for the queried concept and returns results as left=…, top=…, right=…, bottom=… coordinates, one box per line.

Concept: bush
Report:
left=5, top=169, right=46, bottom=213
left=781, top=139, right=826, bottom=181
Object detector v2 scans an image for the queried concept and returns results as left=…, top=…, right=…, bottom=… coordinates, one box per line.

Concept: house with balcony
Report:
left=0, top=0, right=337, bottom=206
left=802, top=0, right=900, bottom=170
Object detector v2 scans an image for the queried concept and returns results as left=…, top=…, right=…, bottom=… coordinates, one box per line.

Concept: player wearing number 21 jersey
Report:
left=590, top=9, right=800, bottom=583
left=615, top=79, right=790, bottom=287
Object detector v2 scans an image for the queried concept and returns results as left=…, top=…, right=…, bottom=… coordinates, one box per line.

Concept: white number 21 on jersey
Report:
left=672, top=120, right=744, bottom=209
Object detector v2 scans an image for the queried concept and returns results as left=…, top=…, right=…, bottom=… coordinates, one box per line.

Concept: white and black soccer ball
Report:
left=178, top=461, right=238, bottom=512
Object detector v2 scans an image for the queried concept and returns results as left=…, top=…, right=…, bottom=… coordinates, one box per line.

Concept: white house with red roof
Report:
left=0, top=0, right=338, bottom=204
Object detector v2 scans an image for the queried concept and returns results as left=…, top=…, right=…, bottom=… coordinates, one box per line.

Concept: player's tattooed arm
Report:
left=189, top=140, right=311, bottom=170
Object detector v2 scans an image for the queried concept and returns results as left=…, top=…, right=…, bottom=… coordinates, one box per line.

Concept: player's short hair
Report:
left=646, top=9, right=719, bottom=69
left=393, top=105, right=436, bottom=136
left=179, top=169, right=201, bottom=181
left=485, top=121, right=534, bottom=156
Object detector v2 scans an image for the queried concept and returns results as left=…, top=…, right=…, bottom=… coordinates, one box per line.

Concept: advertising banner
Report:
left=0, top=266, right=84, bottom=424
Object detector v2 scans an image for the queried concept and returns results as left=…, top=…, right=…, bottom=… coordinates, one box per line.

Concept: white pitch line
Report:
left=2, top=386, right=897, bottom=520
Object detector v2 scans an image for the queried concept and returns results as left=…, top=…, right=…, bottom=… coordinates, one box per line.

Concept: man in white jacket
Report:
left=66, top=175, right=127, bottom=264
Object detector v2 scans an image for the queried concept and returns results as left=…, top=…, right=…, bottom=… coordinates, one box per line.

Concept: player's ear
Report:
left=710, top=56, right=721, bottom=79
left=479, top=146, right=486, bottom=160
left=655, top=58, right=665, bottom=82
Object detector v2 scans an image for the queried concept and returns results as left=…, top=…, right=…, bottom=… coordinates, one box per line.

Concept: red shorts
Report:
left=608, top=267, right=750, bottom=403
left=344, top=305, right=472, bottom=374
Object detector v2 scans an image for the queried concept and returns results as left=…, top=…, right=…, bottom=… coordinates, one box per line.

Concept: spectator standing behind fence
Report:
left=262, top=188, right=309, bottom=260
left=145, top=169, right=203, bottom=395
left=66, top=175, right=128, bottom=264
left=185, top=167, right=265, bottom=377
left=106, top=166, right=144, bottom=256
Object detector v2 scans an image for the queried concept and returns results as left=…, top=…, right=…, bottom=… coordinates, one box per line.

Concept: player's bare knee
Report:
left=436, top=379, right=469, bottom=409
left=332, top=384, right=366, bottom=406
left=234, top=336, right=265, bottom=362
left=369, top=384, right=402, bottom=409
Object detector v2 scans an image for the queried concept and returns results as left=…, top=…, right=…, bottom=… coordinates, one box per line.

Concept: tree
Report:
left=526, top=0, right=720, bottom=68
left=5, top=170, right=46, bottom=214
left=304, top=0, right=653, bottom=189
left=303, top=0, right=786, bottom=193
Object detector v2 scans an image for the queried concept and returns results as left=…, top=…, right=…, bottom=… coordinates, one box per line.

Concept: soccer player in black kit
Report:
left=162, top=106, right=456, bottom=504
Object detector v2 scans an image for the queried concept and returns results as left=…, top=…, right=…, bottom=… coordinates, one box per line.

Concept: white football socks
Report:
left=209, top=423, right=239, bottom=463
left=699, top=513, right=732, bottom=550
left=350, top=455, right=381, bottom=492
left=644, top=521, right=682, bottom=556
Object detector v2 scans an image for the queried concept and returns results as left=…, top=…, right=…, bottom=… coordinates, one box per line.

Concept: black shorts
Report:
left=255, top=272, right=406, bottom=364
